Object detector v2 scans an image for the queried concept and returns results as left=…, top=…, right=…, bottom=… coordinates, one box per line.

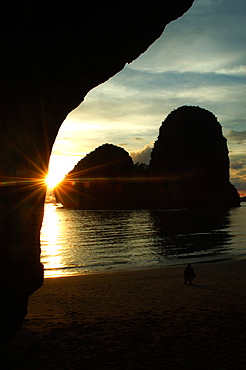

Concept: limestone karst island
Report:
left=55, top=106, right=241, bottom=210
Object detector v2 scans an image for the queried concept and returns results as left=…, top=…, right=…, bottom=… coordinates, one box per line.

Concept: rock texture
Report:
left=0, top=2, right=194, bottom=340
left=149, top=106, right=241, bottom=207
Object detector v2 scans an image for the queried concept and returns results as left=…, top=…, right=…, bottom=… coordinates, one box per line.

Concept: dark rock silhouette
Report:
left=72, top=144, right=134, bottom=178
left=149, top=106, right=241, bottom=207
left=56, top=144, right=154, bottom=209
left=57, top=106, right=240, bottom=210
left=0, top=1, right=196, bottom=341
left=56, top=144, right=134, bottom=209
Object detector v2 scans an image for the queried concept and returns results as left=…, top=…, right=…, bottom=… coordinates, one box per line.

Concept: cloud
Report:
left=118, top=143, right=128, bottom=147
left=229, top=155, right=246, bottom=193
left=71, top=66, right=246, bottom=135
left=227, top=130, right=246, bottom=143
left=216, top=66, right=246, bottom=77
left=128, top=0, right=246, bottom=76
left=231, top=161, right=245, bottom=170
left=130, top=144, right=153, bottom=164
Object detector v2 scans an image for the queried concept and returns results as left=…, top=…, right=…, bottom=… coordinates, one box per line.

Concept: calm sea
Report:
left=40, top=203, right=246, bottom=277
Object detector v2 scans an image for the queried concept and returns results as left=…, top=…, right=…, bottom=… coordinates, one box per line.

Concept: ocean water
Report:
left=40, top=203, right=246, bottom=277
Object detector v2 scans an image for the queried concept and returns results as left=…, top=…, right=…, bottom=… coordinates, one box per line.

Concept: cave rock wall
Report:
left=0, top=1, right=194, bottom=341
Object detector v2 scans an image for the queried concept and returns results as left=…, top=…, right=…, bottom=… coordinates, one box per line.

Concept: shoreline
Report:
left=43, top=254, right=246, bottom=279
left=2, top=258, right=246, bottom=368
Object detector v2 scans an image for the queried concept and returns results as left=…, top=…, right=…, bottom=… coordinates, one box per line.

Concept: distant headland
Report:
left=55, top=106, right=241, bottom=209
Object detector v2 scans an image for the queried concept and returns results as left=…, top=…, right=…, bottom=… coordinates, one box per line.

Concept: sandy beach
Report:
left=1, top=259, right=246, bottom=369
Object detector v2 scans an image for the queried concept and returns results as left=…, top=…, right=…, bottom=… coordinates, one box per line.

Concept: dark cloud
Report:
left=118, top=143, right=128, bottom=147
left=229, top=156, right=246, bottom=194
left=227, top=130, right=246, bottom=143
left=231, top=162, right=245, bottom=170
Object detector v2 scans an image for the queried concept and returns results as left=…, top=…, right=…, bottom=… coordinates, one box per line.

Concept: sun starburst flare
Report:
left=45, top=172, right=65, bottom=189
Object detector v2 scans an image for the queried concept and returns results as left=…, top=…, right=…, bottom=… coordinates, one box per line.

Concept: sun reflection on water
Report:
left=39, top=203, right=246, bottom=278
left=40, top=203, right=64, bottom=277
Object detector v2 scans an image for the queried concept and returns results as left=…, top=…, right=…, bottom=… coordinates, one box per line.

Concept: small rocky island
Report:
left=55, top=106, right=240, bottom=209
left=148, top=106, right=240, bottom=208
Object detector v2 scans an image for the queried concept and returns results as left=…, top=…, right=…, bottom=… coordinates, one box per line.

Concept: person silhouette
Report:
left=184, top=263, right=196, bottom=285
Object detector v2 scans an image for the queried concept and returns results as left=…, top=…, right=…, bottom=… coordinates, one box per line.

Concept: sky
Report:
left=47, top=0, right=246, bottom=196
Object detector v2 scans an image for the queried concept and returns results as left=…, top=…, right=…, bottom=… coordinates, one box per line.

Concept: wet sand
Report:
left=1, top=260, right=246, bottom=369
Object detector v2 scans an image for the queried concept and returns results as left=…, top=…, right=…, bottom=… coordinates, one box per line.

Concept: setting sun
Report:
left=45, top=153, right=80, bottom=189
left=45, top=172, right=64, bottom=189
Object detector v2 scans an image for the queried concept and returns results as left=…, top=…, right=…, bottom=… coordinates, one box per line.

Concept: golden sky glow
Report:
left=45, top=172, right=62, bottom=189
left=45, top=154, right=81, bottom=189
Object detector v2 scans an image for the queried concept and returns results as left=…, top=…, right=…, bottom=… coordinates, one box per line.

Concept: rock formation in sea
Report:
left=0, top=1, right=195, bottom=341
left=56, top=144, right=134, bottom=209
left=57, top=107, right=240, bottom=210
left=149, top=106, right=241, bottom=208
